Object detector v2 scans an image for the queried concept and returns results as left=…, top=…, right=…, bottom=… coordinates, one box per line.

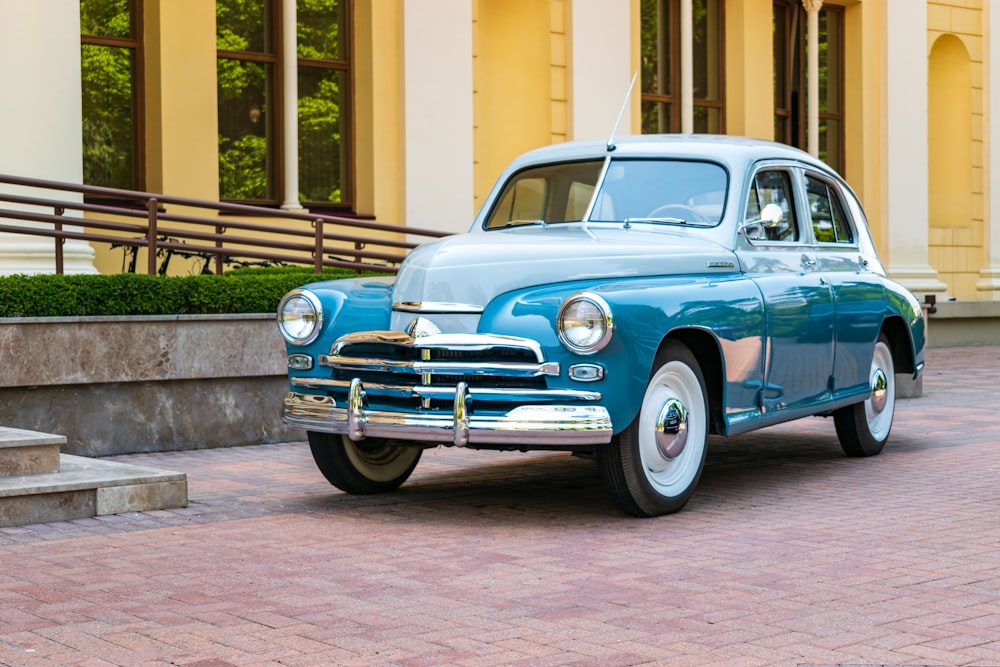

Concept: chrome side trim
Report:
left=282, top=391, right=613, bottom=446
left=289, top=376, right=601, bottom=402
left=393, top=301, right=485, bottom=314
left=319, top=356, right=560, bottom=378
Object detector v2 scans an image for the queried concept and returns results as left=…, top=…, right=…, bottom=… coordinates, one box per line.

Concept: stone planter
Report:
left=0, top=314, right=297, bottom=457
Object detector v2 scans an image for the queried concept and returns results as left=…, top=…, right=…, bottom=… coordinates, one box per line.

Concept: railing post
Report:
left=146, top=197, right=158, bottom=275
left=54, top=206, right=65, bottom=275
left=314, top=218, right=324, bottom=273
left=215, top=224, right=225, bottom=275
left=354, top=241, right=364, bottom=273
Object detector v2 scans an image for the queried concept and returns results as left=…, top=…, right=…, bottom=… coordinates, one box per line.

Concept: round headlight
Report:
left=557, top=292, right=613, bottom=354
left=278, top=289, right=323, bottom=345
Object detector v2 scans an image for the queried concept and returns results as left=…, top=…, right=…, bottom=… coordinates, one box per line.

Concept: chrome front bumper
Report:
left=282, top=378, right=613, bottom=447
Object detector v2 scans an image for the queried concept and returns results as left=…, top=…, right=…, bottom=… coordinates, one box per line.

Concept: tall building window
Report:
left=217, top=0, right=277, bottom=203
left=216, top=0, right=352, bottom=208
left=774, top=1, right=844, bottom=171
left=297, top=0, right=351, bottom=208
left=81, top=0, right=142, bottom=190
left=640, top=0, right=725, bottom=134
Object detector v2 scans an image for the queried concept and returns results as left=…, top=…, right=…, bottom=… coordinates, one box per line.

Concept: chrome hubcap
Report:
left=870, top=368, right=888, bottom=415
left=654, top=397, right=688, bottom=460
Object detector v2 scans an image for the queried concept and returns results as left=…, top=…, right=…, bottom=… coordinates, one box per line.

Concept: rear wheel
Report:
left=598, top=341, right=708, bottom=517
left=834, top=333, right=895, bottom=457
left=307, top=431, right=421, bottom=494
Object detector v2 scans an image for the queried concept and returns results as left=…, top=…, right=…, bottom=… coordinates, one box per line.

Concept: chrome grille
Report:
left=317, top=332, right=559, bottom=398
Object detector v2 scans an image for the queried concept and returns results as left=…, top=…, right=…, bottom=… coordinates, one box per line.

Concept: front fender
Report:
left=478, top=275, right=765, bottom=434
left=282, top=276, right=395, bottom=384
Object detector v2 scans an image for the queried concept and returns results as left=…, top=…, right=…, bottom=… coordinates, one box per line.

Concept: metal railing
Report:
left=0, top=174, right=451, bottom=275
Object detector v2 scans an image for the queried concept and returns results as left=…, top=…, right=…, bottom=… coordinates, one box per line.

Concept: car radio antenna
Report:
left=607, top=72, right=638, bottom=153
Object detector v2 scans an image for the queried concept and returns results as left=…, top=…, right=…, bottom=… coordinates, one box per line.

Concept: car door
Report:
left=803, top=171, right=885, bottom=397
left=735, top=165, right=835, bottom=414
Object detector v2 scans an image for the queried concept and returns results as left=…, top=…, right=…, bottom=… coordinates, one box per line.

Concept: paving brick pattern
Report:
left=1, top=346, right=999, bottom=666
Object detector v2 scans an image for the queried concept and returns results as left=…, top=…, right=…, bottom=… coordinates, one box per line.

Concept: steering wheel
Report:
left=646, top=204, right=709, bottom=222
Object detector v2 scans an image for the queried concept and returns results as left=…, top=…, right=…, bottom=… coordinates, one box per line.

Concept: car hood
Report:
left=392, top=224, right=737, bottom=309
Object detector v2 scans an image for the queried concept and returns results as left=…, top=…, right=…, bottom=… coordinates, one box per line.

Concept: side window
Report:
left=805, top=175, right=855, bottom=244
left=744, top=169, right=798, bottom=242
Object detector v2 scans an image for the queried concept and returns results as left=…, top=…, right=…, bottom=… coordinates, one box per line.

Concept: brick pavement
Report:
left=1, top=346, right=999, bottom=667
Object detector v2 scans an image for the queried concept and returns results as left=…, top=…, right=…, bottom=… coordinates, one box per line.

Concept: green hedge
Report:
left=0, top=267, right=381, bottom=317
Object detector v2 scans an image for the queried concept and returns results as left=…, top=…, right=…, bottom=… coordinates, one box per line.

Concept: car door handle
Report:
left=800, top=254, right=817, bottom=269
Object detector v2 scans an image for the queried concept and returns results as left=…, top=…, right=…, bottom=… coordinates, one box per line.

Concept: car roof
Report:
left=506, top=134, right=836, bottom=178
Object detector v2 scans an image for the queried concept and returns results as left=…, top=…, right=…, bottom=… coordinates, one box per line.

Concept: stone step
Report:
left=0, top=426, right=64, bottom=475
left=0, top=427, right=188, bottom=528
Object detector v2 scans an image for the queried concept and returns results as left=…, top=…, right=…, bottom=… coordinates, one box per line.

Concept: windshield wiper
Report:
left=503, top=219, right=547, bottom=228
left=623, top=216, right=689, bottom=225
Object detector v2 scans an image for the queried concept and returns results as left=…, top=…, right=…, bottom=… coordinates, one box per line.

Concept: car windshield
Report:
left=589, top=159, right=727, bottom=226
left=484, top=160, right=603, bottom=230
left=483, top=158, right=728, bottom=230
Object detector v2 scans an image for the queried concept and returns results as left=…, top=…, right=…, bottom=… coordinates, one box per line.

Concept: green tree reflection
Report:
left=80, top=0, right=135, bottom=189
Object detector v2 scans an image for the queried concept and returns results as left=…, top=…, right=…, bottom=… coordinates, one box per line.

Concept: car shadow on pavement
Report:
left=294, top=425, right=879, bottom=525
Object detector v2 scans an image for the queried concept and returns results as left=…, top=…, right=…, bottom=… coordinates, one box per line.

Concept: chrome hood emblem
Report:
left=406, top=316, right=442, bottom=339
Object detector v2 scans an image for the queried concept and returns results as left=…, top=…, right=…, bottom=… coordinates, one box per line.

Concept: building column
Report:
left=680, top=0, right=693, bottom=133
left=977, top=0, right=1000, bottom=299
left=883, top=0, right=948, bottom=298
left=280, top=0, right=302, bottom=211
left=400, top=1, right=474, bottom=234
left=0, top=2, right=96, bottom=275
left=803, top=0, right=821, bottom=157
left=145, top=0, right=219, bottom=201
left=568, top=0, right=632, bottom=141
left=723, top=0, right=773, bottom=140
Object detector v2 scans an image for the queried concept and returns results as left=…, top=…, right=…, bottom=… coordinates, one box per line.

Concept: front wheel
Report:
left=307, top=431, right=422, bottom=494
left=598, top=341, right=709, bottom=517
left=834, top=334, right=895, bottom=457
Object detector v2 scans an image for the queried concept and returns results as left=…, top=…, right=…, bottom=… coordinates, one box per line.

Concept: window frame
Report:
left=742, top=167, right=801, bottom=244
left=296, top=0, right=354, bottom=211
left=216, top=0, right=354, bottom=210
left=80, top=0, right=145, bottom=195
left=773, top=0, right=845, bottom=173
left=640, top=0, right=726, bottom=135
left=803, top=171, right=857, bottom=247
left=216, top=0, right=282, bottom=205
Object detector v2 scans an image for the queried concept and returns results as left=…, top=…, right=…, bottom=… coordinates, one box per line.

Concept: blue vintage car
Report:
left=277, top=135, right=925, bottom=517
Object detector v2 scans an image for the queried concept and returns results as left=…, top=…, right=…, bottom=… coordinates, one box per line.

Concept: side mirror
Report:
left=759, top=203, right=783, bottom=226
left=739, top=202, right=785, bottom=242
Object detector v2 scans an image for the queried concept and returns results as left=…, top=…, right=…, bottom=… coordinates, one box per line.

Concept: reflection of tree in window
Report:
left=806, top=176, right=853, bottom=244
left=81, top=0, right=139, bottom=190
left=297, top=0, right=349, bottom=206
left=640, top=0, right=724, bottom=134
left=217, top=0, right=274, bottom=202
left=216, top=0, right=350, bottom=206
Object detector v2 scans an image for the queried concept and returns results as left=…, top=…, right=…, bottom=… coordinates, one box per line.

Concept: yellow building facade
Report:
left=0, top=0, right=996, bottom=303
